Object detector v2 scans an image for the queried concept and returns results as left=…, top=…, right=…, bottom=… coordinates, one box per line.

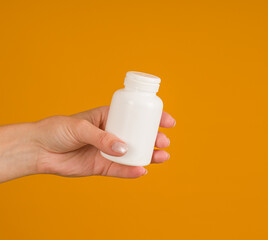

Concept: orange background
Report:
left=0, top=1, right=267, bottom=239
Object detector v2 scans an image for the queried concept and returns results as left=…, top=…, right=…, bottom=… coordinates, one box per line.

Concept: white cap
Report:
left=124, top=71, right=161, bottom=93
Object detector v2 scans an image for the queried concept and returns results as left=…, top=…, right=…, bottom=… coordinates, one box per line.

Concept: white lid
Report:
left=124, top=71, right=161, bottom=93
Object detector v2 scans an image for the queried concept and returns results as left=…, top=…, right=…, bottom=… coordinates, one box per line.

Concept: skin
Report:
left=0, top=106, right=176, bottom=183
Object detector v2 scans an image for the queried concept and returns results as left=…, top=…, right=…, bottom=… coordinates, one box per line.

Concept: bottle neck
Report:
left=124, top=84, right=157, bottom=94
left=124, top=76, right=160, bottom=93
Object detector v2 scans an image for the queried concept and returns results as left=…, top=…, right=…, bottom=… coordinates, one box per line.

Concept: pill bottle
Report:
left=100, top=71, right=163, bottom=166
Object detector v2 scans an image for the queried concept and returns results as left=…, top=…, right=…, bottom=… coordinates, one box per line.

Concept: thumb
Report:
left=72, top=119, right=128, bottom=156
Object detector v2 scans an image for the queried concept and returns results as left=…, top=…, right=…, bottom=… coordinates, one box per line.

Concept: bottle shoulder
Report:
left=155, top=95, right=163, bottom=107
left=113, top=88, right=161, bottom=99
left=111, top=88, right=163, bottom=108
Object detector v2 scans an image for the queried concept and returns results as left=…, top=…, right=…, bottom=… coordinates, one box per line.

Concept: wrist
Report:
left=0, top=122, right=40, bottom=183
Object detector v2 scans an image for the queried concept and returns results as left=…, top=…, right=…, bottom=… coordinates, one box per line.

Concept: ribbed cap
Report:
left=124, top=71, right=161, bottom=93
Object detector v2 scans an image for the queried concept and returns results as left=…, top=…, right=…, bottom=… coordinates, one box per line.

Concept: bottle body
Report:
left=100, top=88, right=163, bottom=166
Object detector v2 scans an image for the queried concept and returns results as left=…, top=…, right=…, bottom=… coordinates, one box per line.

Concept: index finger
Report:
left=160, top=111, right=176, bottom=128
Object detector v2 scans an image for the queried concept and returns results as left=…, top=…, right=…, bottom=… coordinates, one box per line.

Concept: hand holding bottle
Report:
left=0, top=106, right=175, bottom=183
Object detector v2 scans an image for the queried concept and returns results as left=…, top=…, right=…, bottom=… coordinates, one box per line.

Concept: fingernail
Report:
left=173, top=120, right=176, bottom=127
left=166, top=153, right=170, bottom=160
left=112, top=142, right=128, bottom=154
left=167, top=137, right=171, bottom=147
left=143, top=169, right=148, bottom=175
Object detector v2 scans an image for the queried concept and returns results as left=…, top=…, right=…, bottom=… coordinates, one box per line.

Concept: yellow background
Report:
left=0, top=0, right=267, bottom=239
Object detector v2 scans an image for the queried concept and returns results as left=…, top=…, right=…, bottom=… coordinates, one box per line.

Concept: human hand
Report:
left=35, top=106, right=176, bottom=178
left=0, top=106, right=175, bottom=182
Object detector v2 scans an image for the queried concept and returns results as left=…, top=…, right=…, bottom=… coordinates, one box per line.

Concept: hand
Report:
left=0, top=106, right=176, bottom=182
left=35, top=106, right=176, bottom=178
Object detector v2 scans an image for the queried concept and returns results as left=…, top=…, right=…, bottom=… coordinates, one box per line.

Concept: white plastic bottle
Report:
left=100, top=71, right=163, bottom=166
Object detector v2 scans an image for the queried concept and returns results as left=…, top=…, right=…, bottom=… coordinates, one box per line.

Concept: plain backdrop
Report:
left=0, top=1, right=267, bottom=239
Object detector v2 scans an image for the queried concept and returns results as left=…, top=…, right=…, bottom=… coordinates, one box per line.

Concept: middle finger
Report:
left=155, top=132, right=170, bottom=149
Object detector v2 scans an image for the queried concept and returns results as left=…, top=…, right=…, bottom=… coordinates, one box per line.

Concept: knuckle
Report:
left=78, top=119, right=90, bottom=129
left=75, top=119, right=91, bottom=136
left=62, top=118, right=91, bottom=145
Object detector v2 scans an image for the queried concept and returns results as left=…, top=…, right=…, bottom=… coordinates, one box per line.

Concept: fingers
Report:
left=160, top=111, right=176, bottom=128
left=98, top=148, right=169, bottom=178
left=151, top=149, right=170, bottom=163
left=103, top=150, right=169, bottom=178
left=103, top=162, right=147, bottom=178
left=71, top=118, right=128, bottom=156
left=155, top=132, right=170, bottom=148
left=153, top=112, right=174, bottom=163
left=99, top=148, right=170, bottom=178
left=154, top=132, right=170, bottom=163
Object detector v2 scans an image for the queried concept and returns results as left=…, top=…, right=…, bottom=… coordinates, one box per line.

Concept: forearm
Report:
left=0, top=123, right=38, bottom=183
